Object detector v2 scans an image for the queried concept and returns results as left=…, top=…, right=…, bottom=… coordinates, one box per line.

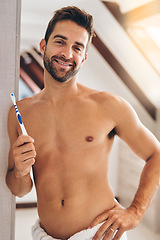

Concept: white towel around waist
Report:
left=32, top=219, right=128, bottom=240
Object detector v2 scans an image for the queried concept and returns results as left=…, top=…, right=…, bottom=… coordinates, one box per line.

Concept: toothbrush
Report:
left=10, top=93, right=28, bottom=135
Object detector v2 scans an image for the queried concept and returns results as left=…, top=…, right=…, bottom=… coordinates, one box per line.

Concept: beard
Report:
left=43, top=50, right=80, bottom=83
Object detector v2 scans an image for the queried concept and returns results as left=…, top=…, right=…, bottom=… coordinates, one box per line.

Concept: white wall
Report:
left=0, top=0, right=21, bottom=239
left=83, top=0, right=160, bottom=108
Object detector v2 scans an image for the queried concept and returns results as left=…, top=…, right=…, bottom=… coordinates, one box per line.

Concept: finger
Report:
left=15, top=142, right=35, bottom=155
left=14, top=135, right=34, bottom=147
left=17, top=158, right=35, bottom=170
left=14, top=149, right=36, bottom=164
left=20, top=150, right=36, bottom=162
left=103, top=222, right=119, bottom=240
left=23, top=157, right=35, bottom=166
left=13, top=142, right=35, bottom=155
left=92, top=222, right=108, bottom=240
left=112, top=228, right=124, bottom=240
left=16, top=157, right=35, bottom=171
left=14, top=158, right=35, bottom=178
left=89, top=212, right=109, bottom=228
left=93, top=219, right=113, bottom=240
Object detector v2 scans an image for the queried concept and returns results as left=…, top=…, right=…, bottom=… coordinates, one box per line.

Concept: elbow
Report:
left=145, top=150, right=160, bottom=186
left=154, top=150, right=160, bottom=187
left=10, top=186, right=32, bottom=198
left=14, top=183, right=33, bottom=198
left=5, top=171, right=33, bottom=197
left=15, top=192, right=27, bottom=198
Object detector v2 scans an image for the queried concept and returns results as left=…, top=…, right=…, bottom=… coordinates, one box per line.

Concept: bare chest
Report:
left=22, top=102, right=116, bottom=195
left=24, top=104, right=115, bottom=153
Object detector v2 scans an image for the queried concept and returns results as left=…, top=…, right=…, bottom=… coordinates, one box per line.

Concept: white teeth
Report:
left=60, top=62, right=69, bottom=66
left=56, top=60, right=72, bottom=66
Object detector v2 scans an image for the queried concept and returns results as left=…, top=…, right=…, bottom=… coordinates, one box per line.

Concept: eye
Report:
left=55, top=40, right=65, bottom=45
left=73, top=45, right=82, bottom=52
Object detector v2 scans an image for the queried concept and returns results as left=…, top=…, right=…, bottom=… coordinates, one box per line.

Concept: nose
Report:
left=61, top=46, right=73, bottom=60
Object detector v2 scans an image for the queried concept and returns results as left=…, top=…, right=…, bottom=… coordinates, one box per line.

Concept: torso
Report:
left=16, top=85, right=119, bottom=239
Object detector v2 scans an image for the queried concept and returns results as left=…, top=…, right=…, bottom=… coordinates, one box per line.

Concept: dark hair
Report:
left=44, top=6, right=94, bottom=50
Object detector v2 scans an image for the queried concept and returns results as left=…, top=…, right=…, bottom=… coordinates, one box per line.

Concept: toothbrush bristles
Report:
left=10, top=93, right=16, bottom=105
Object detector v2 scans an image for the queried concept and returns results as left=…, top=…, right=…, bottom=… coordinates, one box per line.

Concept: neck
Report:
left=43, top=69, right=79, bottom=103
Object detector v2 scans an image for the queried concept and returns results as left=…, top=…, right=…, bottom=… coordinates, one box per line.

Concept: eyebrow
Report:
left=53, top=34, right=85, bottom=49
left=53, top=34, right=67, bottom=40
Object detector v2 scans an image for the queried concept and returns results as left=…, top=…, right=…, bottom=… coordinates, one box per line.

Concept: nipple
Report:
left=86, top=136, right=94, bottom=142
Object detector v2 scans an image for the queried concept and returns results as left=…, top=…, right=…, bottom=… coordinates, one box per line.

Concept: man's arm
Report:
left=6, top=106, right=36, bottom=197
left=116, top=98, right=160, bottom=217
left=90, top=96, right=160, bottom=240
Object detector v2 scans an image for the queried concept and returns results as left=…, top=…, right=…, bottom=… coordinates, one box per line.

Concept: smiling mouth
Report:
left=54, top=59, right=73, bottom=67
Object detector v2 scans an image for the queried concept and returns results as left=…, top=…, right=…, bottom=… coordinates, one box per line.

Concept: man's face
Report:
left=42, top=20, right=89, bottom=83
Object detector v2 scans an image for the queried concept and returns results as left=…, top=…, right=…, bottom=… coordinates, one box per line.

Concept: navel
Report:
left=86, top=136, right=94, bottom=142
left=61, top=199, right=64, bottom=206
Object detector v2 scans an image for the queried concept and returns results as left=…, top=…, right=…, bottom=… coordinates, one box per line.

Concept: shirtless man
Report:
left=6, top=6, right=160, bottom=240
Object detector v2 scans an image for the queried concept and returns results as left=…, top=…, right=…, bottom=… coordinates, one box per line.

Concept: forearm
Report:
left=6, top=168, right=33, bottom=197
left=130, top=151, right=160, bottom=219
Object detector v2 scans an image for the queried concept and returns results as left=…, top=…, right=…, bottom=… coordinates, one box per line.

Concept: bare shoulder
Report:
left=90, top=91, right=122, bottom=105
left=81, top=87, right=125, bottom=110
left=14, top=91, right=46, bottom=117
left=78, top=85, right=135, bottom=121
left=80, top=87, right=140, bottom=127
left=78, top=84, right=118, bottom=102
left=91, top=91, right=136, bottom=115
left=93, top=91, right=140, bottom=125
left=16, top=92, right=41, bottom=109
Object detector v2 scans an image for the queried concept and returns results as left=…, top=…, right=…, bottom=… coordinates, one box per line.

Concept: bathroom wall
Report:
left=0, top=0, right=21, bottom=239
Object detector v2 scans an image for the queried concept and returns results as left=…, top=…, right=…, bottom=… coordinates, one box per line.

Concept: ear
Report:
left=39, top=39, right=46, bottom=56
left=82, top=53, right=87, bottom=64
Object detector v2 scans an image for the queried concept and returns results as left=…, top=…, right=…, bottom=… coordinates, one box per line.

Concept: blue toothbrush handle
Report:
left=14, top=105, right=28, bottom=135
left=16, top=113, right=28, bottom=135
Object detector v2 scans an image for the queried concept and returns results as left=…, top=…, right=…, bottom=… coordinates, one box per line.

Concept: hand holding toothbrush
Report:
left=10, top=93, right=36, bottom=178
left=12, top=135, right=36, bottom=178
